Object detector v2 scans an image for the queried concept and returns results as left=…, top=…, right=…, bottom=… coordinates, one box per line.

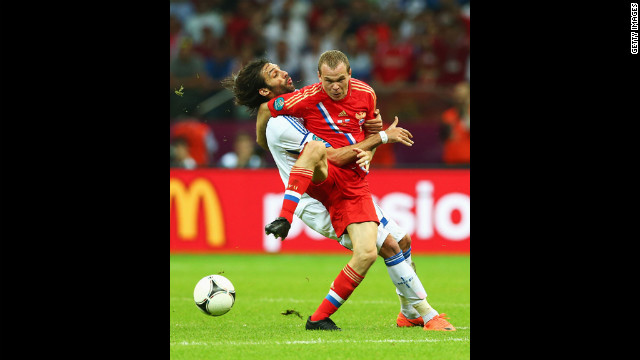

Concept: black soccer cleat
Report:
left=305, top=316, right=342, bottom=331
left=265, top=217, right=291, bottom=240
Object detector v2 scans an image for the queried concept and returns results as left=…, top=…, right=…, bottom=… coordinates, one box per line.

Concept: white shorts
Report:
left=295, top=196, right=407, bottom=253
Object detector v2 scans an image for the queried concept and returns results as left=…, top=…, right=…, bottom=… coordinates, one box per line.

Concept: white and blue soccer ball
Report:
left=193, top=275, right=236, bottom=316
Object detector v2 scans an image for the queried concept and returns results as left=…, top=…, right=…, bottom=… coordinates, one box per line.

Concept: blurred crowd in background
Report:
left=170, top=0, right=470, bottom=169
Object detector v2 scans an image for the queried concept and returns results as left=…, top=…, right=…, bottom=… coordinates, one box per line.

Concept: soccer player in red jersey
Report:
left=222, top=54, right=455, bottom=332
left=266, top=52, right=377, bottom=175
left=254, top=50, right=453, bottom=331
left=262, top=51, right=385, bottom=329
left=262, top=51, right=381, bottom=239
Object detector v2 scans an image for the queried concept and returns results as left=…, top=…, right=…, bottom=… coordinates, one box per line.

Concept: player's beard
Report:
left=269, top=77, right=296, bottom=96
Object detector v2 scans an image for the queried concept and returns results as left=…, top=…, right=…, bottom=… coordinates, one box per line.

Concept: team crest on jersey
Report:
left=274, top=97, right=285, bottom=111
left=355, top=111, right=366, bottom=125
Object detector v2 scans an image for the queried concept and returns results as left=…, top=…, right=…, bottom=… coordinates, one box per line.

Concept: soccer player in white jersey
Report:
left=221, top=58, right=455, bottom=331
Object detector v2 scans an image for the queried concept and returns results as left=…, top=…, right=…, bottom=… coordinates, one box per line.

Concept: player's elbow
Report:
left=257, top=138, right=268, bottom=151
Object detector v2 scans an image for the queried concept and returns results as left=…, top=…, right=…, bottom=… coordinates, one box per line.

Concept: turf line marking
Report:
left=172, top=337, right=469, bottom=346
left=241, top=297, right=470, bottom=307
left=171, top=296, right=469, bottom=309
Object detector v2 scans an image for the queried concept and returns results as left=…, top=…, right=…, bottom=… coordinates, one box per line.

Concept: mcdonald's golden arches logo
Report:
left=170, top=178, right=225, bottom=247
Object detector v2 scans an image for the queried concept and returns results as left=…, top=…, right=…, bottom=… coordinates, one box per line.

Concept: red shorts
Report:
left=306, top=163, right=379, bottom=238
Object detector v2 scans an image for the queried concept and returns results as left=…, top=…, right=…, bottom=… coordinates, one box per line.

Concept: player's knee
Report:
left=307, top=142, right=327, bottom=179
left=301, top=140, right=327, bottom=169
left=355, top=247, right=377, bottom=267
left=399, top=234, right=412, bottom=252
left=305, top=141, right=326, bottom=161
left=379, top=235, right=401, bottom=258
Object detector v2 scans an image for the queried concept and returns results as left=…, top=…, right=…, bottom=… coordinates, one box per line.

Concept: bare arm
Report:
left=363, top=109, right=383, bottom=135
left=256, top=102, right=271, bottom=151
left=326, top=116, right=414, bottom=167
left=326, top=135, right=383, bottom=167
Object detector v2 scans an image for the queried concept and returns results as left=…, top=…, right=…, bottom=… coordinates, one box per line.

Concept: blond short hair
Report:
left=318, top=50, right=351, bottom=75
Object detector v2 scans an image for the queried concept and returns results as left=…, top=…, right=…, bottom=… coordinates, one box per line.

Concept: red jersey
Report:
left=267, top=79, right=380, bottom=233
left=267, top=79, right=377, bottom=151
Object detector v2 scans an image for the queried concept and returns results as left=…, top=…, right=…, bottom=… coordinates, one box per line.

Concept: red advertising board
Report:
left=170, top=169, right=469, bottom=254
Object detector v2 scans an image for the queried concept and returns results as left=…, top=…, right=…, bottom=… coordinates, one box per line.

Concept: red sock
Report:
left=310, top=264, right=364, bottom=321
left=279, top=166, right=313, bottom=223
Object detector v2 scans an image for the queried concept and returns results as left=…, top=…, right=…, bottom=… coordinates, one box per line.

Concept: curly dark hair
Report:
left=220, top=58, right=270, bottom=115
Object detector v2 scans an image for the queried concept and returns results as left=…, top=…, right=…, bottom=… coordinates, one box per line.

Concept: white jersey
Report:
left=265, top=115, right=406, bottom=251
left=265, top=115, right=325, bottom=199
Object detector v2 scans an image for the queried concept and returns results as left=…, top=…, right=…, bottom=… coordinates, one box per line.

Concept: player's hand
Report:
left=354, top=148, right=372, bottom=172
left=383, top=116, right=414, bottom=146
left=363, top=109, right=383, bottom=134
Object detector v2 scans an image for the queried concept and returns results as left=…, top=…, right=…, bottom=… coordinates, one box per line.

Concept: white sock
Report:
left=413, top=298, right=439, bottom=324
left=391, top=247, right=439, bottom=323
left=403, top=247, right=412, bottom=265
left=384, top=251, right=428, bottom=319
left=396, top=290, right=421, bottom=319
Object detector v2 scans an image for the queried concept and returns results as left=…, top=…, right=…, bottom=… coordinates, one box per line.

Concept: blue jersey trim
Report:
left=283, top=115, right=308, bottom=135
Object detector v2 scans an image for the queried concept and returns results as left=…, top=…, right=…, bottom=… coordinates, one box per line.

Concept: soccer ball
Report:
left=193, top=274, right=236, bottom=316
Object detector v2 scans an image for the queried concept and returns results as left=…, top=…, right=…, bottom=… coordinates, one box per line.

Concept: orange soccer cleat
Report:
left=396, top=312, right=425, bottom=327
left=423, top=313, right=456, bottom=331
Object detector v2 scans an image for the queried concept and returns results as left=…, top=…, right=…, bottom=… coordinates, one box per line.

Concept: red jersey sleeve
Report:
left=267, top=83, right=324, bottom=118
left=367, top=92, right=376, bottom=120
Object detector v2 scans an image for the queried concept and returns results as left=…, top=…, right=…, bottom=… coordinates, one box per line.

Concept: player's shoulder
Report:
left=350, top=78, right=376, bottom=98
left=292, top=84, right=323, bottom=100
left=274, top=83, right=323, bottom=111
left=267, top=115, right=308, bottom=133
left=302, top=82, right=323, bottom=92
left=277, top=83, right=322, bottom=100
left=269, top=114, right=305, bottom=125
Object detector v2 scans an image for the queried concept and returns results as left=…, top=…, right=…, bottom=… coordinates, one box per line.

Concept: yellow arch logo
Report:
left=170, top=178, right=225, bottom=247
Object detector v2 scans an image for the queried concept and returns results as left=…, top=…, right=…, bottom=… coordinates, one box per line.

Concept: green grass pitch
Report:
left=170, top=253, right=470, bottom=359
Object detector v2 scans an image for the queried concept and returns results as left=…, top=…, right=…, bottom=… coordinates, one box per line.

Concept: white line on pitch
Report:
left=171, top=297, right=469, bottom=308
left=171, top=337, right=469, bottom=346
